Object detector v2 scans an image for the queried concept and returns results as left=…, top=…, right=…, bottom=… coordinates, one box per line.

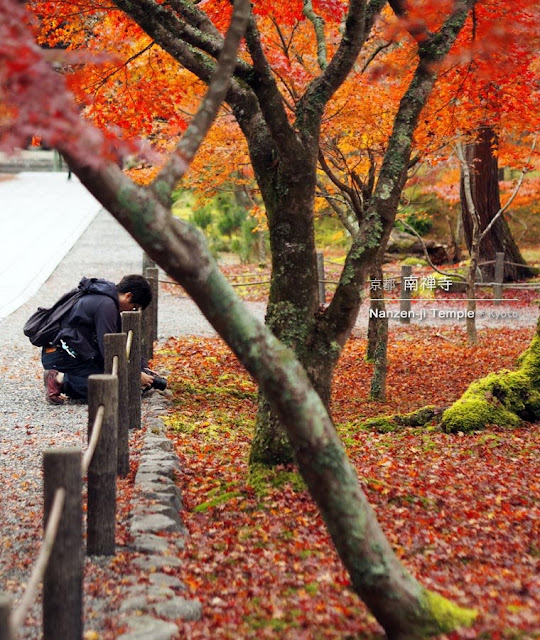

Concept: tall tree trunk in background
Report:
left=460, top=125, right=532, bottom=281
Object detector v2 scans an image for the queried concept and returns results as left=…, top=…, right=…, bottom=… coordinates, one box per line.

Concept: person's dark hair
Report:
left=116, top=275, right=152, bottom=309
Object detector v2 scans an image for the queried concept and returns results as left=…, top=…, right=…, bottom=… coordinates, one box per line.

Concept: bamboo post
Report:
left=494, top=252, right=505, bottom=305
left=104, top=333, right=129, bottom=477
left=43, top=448, right=82, bottom=640
left=122, top=311, right=142, bottom=431
left=400, top=265, right=412, bottom=324
left=0, top=595, right=12, bottom=640
left=316, top=252, right=325, bottom=305
left=87, top=375, right=118, bottom=556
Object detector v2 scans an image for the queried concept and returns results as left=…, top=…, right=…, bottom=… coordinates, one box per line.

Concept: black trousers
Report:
left=42, top=348, right=102, bottom=400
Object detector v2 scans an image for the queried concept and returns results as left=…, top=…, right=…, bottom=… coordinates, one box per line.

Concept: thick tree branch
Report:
left=243, top=8, right=302, bottom=159
left=299, top=0, right=386, bottom=130
left=164, top=1, right=255, bottom=82
left=150, top=0, right=251, bottom=204
left=303, top=0, right=328, bottom=70
left=111, top=0, right=253, bottom=108
left=167, top=0, right=223, bottom=40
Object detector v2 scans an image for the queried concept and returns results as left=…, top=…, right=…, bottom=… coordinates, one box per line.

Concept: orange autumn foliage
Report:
left=27, top=1, right=538, bottom=211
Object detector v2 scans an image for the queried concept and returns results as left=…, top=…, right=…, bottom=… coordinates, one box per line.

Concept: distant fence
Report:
left=0, top=257, right=160, bottom=640
left=159, top=250, right=540, bottom=312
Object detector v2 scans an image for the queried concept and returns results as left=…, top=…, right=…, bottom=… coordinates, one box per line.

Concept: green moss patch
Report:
left=247, top=463, right=306, bottom=497
left=194, top=490, right=243, bottom=512
left=420, top=589, right=478, bottom=635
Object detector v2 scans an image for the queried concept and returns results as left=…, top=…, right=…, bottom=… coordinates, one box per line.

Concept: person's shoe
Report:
left=44, top=370, right=64, bottom=405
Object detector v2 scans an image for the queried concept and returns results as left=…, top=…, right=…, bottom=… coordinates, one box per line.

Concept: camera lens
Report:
left=151, top=375, right=167, bottom=391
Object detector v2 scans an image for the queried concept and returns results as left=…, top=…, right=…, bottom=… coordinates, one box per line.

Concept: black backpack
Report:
left=23, top=279, right=95, bottom=347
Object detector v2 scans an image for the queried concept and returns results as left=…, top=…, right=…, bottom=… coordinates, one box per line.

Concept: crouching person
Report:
left=42, top=275, right=154, bottom=404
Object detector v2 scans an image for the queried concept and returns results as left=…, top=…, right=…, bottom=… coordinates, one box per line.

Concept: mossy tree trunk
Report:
left=247, top=139, right=321, bottom=464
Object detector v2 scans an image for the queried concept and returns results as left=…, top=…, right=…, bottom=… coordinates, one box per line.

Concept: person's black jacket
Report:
left=53, top=278, right=120, bottom=363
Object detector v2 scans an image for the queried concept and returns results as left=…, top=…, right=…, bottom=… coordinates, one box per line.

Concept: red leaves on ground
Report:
left=153, top=326, right=539, bottom=639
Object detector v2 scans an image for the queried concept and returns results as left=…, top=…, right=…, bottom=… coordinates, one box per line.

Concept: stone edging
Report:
left=116, top=393, right=202, bottom=640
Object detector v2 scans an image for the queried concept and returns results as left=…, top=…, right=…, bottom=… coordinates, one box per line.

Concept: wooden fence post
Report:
left=104, top=333, right=129, bottom=477
left=122, top=311, right=142, bottom=431
left=316, top=252, right=326, bottom=304
left=43, top=448, right=82, bottom=640
left=494, top=252, right=505, bottom=305
left=142, top=253, right=156, bottom=273
left=400, top=265, right=412, bottom=324
left=142, top=267, right=159, bottom=363
left=87, top=375, right=118, bottom=556
left=146, top=266, right=159, bottom=342
left=0, top=595, right=12, bottom=640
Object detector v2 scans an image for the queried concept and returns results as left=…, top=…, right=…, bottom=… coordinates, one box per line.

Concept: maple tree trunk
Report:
left=65, top=157, right=477, bottom=636
left=248, top=149, right=326, bottom=465
left=460, top=126, right=532, bottom=282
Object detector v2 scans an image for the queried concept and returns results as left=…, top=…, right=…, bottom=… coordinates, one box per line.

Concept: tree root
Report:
left=441, top=317, right=540, bottom=433
left=361, top=406, right=444, bottom=433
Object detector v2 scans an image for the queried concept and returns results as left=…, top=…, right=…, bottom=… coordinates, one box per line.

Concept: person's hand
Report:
left=141, top=370, right=154, bottom=389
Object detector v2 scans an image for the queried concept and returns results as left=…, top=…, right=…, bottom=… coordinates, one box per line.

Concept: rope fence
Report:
left=0, top=258, right=154, bottom=640
left=159, top=251, right=540, bottom=309
left=8, top=488, right=66, bottom=635
left=81, top=405, right=104, bottom=474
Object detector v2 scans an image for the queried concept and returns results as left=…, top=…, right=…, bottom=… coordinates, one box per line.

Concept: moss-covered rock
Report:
left=401, top=256, right=428, bottom=267
left=442, top=319, right=540, bottom=433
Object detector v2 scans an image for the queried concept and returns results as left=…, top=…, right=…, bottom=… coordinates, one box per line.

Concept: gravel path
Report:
left=0, top=208, right=537, bottom=638
left=0, top=209, right=237, bottom=639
